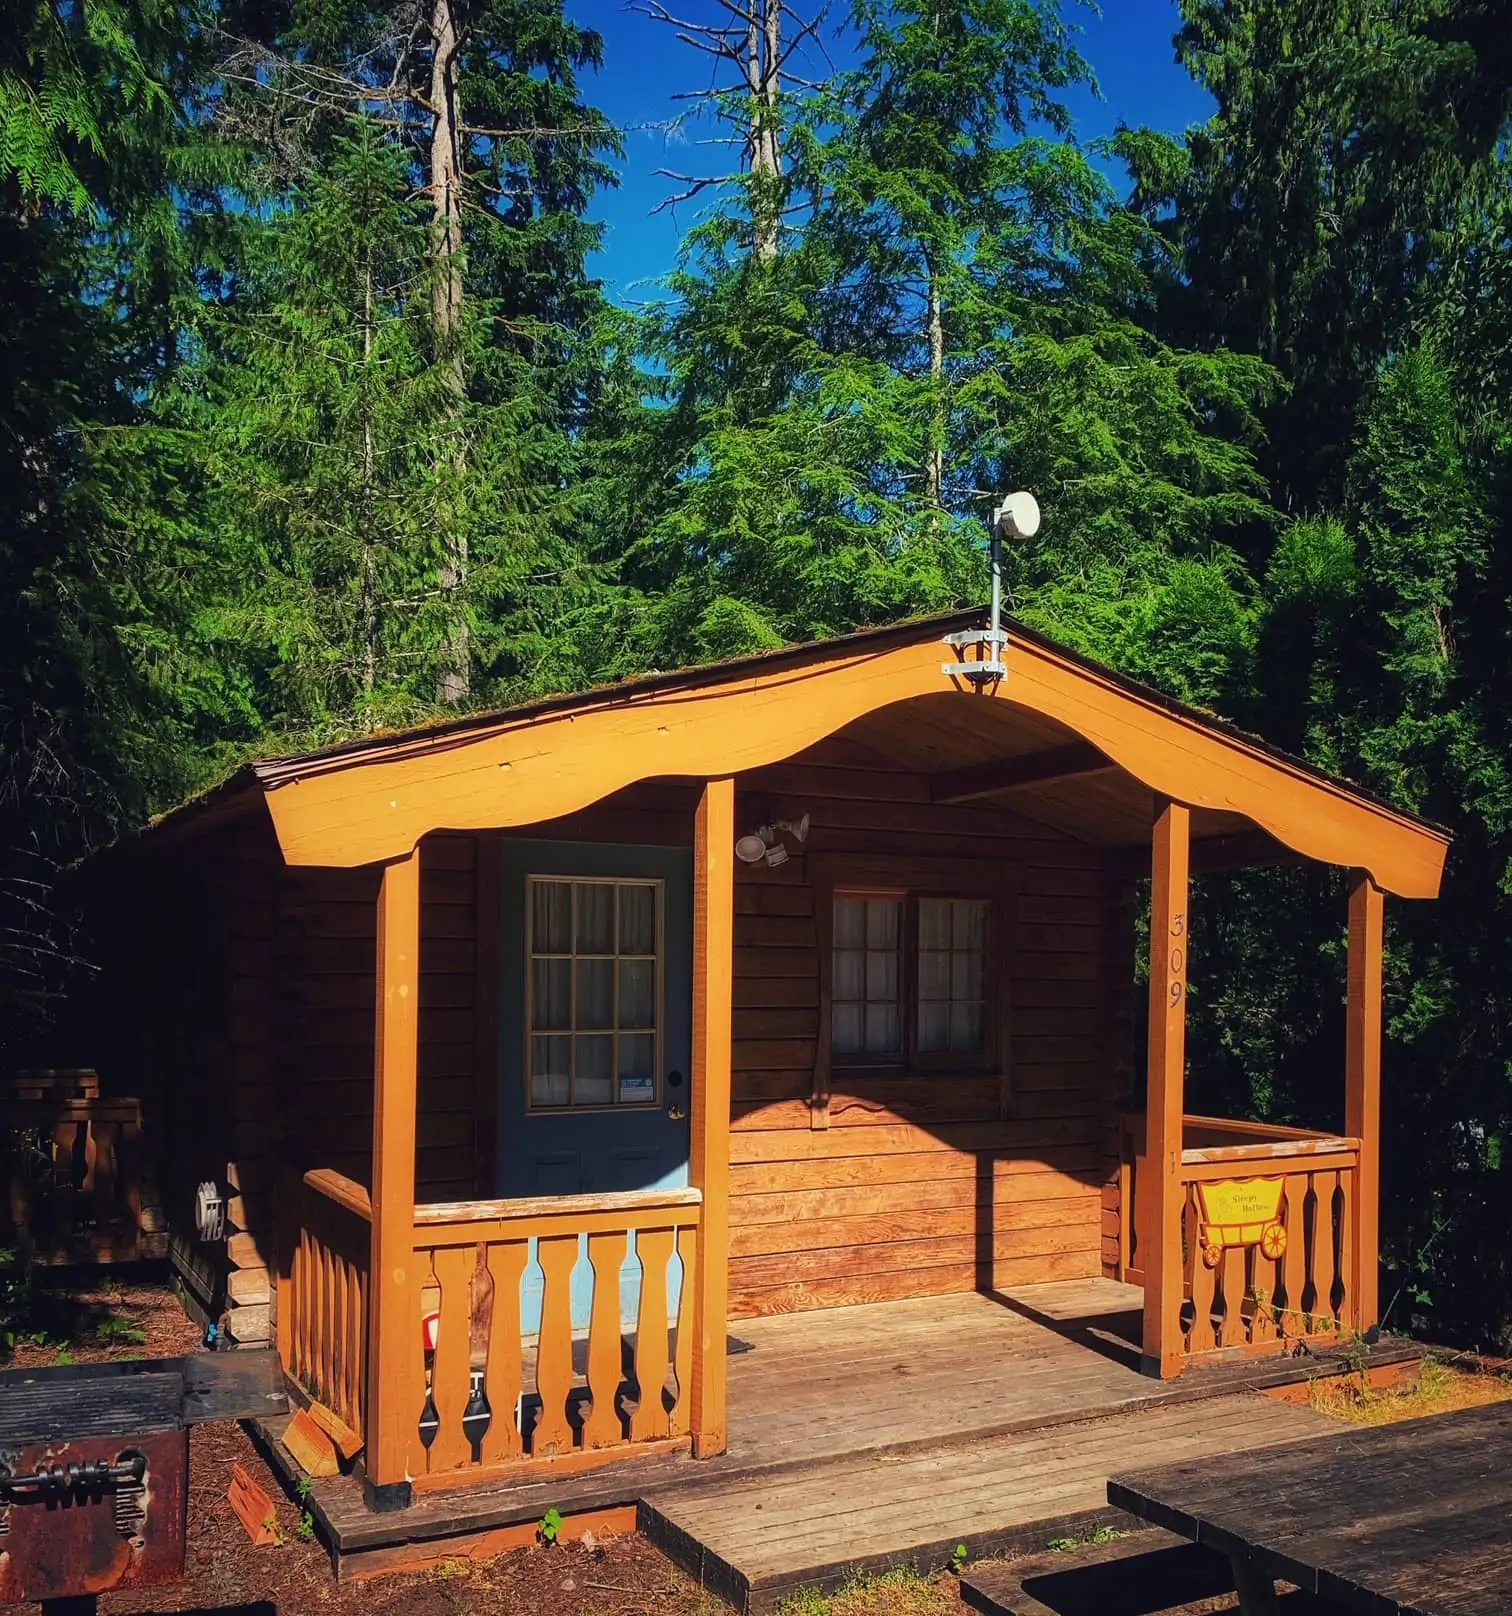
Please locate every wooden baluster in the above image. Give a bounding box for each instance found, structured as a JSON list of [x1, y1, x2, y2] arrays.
[[1299, 1175, 1321, 1328], [1249, 1244, 1277, 1346], [429, 1244, 475, 1471], [1219, 1243, 1247, 1348], [335, 1252, 351, 1429], [319, 1227, 335, 1408], [80, 1118, 98, 1226], [92, 1120, 117, 1231], [533, 1235, 579, 1457], [1314, 1171, 1341, 1337], [481, 1240, 528, 1464], [354, 1258, 369, 1437], [331, 1241, 347, 1411], [1336, 1167, 1355, 1330], [51, 1120, 77, 1241], [631, 1227, 675, 1441], [120, 1115, 143, 1254], [670, 1224, 698, 1438], [304, 1203, 320, 1399], [297, 1228, 313, 1386], [583, 1230, 629, 1449], [1280, 1175, 1308, 1345], [1188, 1188, 1219, 1356], [1179, 1185, 1198, 1353]]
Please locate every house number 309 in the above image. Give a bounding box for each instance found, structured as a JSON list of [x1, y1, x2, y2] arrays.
[[1169, 912, 1186, 1007]]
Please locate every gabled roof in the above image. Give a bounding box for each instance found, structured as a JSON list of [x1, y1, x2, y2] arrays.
[[127, 608, 1450, 898]]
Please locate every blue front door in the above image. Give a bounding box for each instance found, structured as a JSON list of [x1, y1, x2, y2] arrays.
[[495, 840, 693, 1327]]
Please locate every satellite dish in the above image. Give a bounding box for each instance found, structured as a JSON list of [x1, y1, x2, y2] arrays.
[[995, 490, 1041, 540]]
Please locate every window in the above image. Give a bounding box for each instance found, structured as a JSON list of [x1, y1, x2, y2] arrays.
[[832, 895, 902, 1055], [917, 898, 988, 1054], [830, 890, 992, 1066], [527, 877, 660, 1109]]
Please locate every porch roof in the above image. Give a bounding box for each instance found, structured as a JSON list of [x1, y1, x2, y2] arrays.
[[129, 608, 1450, 898]]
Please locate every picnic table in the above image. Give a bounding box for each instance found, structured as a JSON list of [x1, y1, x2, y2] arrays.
[[1107, 1400, 1512, 1615]]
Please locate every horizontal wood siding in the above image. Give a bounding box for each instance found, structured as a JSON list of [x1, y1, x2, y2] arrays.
[[274, 833, 486, 1202], [117, 759, 1118, 1327], [726, 741, 1113, 1317]]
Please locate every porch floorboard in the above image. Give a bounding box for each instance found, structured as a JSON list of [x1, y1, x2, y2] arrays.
[[278, 1279, 1419, 1593]]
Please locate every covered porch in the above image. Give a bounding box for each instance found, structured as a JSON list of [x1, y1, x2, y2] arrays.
[[113, 607, 1447, 1513]]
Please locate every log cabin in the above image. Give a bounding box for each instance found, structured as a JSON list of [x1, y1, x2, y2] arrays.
[[89, 607, 1448, 1518]]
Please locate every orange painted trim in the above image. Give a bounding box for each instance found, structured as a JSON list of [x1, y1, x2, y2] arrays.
[[365, 849, 421, 1489], [407, 1439, 688, 1496], [256, 630, 1447, 898], [1346, 871, 1385, 1330], [689, 779, 734, 1458], [1142, 801, 1189, 1380]]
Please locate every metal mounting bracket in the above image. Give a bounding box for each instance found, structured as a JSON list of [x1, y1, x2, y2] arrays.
[[941, 628, 1007, 682]]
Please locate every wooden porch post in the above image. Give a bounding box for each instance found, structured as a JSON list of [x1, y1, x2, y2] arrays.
[[689, 777, 734, 1458], [1142, 800, 1190, 1378], [365, 847, 421, 1501], [1346, 870, 1384, 1332]]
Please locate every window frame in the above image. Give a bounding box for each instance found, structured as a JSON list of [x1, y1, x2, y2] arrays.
[[813, 856, 1017, 1092], [522, 872, 665, 1115]]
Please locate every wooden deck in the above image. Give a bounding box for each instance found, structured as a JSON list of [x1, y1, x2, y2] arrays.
[[1110, 1401, 1512, 1614], [272, 1279, 1416, 1598]]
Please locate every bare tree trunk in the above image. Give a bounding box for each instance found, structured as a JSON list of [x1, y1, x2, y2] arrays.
[[745, 0, 781, 263], [429, 0, 469, 705], [924, 250, 944, 507], [361, 257, 378, 714]]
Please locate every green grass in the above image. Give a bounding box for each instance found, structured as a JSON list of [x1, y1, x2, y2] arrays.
[[772, 1564, 952, 1615]]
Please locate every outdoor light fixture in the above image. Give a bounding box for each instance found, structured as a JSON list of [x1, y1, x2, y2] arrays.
[[735, 813, 811, 868], [942, 490, 1041, 685]]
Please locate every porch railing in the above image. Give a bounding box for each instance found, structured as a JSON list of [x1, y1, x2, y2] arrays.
[[1122, 1114, 1362, 1361], [281, 1169, 371, 1447], [407, 1187, 701, 1486], [280, 1179, 702, 1485]]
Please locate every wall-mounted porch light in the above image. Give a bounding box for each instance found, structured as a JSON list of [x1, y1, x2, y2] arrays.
[[735, 813, 811, 869]]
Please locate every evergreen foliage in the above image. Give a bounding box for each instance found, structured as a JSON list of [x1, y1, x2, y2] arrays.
[[5, 0, 1512, 1348]]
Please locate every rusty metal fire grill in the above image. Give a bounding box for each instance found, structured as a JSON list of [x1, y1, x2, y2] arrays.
[[0, 1351, 285, 1612]]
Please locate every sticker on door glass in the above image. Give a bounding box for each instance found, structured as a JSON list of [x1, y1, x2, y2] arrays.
[[618, 1074, 654, 1101]]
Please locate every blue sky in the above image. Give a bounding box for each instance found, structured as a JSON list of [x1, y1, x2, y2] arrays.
[[568, 0, 1214, 304]]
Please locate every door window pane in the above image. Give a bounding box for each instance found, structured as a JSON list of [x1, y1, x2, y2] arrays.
[[918, 898, 989, 1054], [832, 894, 902, 1057], [527, 877, 662, 1108], [618, 958, 655, 1029]]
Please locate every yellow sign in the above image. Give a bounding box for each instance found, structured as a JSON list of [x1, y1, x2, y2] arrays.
[[1195, 1176, 1287, 1268]]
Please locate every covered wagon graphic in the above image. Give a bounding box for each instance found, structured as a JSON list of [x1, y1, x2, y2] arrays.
[[1195, 1176, 1287, 1268]]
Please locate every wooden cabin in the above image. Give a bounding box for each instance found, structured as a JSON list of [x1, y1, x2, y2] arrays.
[[92, 609, 1447, 1514]]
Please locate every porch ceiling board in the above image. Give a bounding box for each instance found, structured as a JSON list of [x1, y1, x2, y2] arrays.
[[153, 610, 1443, 897], [928, 742, 1119, 805]]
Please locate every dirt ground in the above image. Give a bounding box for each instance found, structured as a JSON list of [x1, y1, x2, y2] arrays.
[[2, 1270, 203, 1367]]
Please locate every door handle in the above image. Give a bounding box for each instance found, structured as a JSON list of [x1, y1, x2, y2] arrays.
[[666, 1069, 685, 1120]]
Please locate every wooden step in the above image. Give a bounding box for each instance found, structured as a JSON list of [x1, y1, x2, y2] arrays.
[[641, 1392, 1339, 1613]]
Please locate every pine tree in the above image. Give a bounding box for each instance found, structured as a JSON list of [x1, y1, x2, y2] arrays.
[[0, 0, 226, 1056], [218, 0, 620, 704], [185, 126, 482, 735]]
